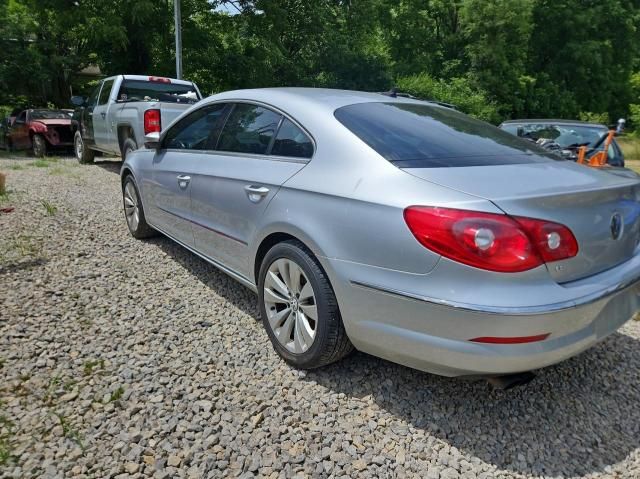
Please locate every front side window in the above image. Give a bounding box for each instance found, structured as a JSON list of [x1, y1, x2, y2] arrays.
[[86, 84, 101, 107], [335, 102, 560, 168], [15, 111, 26, 123], [217, 104, 282, 155], [98, 80, 114, 105], [163, 103, 228, 150], [271, 119, 313, 158]]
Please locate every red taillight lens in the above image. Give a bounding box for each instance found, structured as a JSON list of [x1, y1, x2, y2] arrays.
[[403, 206, 578, 273], [144, 109, 161, 134], [148, 76, 171, 83]]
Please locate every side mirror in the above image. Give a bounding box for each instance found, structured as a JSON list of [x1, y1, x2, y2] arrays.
[[144, 132, 160, 150], [70, 95, 86, 107]]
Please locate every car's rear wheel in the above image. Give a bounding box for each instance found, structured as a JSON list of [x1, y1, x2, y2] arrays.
[[121, 138, 137, 161], [122, 175, 156, 239], [32, 134, 46, 158], [258, 240, 353, 369], [74, 131, 95, 164]]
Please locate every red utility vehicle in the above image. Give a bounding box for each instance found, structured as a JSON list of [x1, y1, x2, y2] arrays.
[[7, 109, 73, 157]]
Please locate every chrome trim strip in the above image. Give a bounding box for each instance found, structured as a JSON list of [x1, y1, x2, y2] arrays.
[[350, 275, 640, 316], [148, 222, 257, 292], [161, 148, 309, 164]]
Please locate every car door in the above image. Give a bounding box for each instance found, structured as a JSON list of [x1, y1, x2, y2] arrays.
[[9, 111, 28, 149], [190, 102, 313, 279], [78, 83, 101, 146], [147, 103, 229, 248], [93, 78, 115, 152]]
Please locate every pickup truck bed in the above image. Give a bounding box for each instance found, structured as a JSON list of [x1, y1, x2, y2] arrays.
[[71, 74, 202, 163]]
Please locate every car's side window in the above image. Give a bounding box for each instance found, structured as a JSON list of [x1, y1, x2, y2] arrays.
[[217, 103, 282, 155], [86, 84, 101, 108], [98, 80, 114, 106], [163, 103, 228, 150], [15, 111, 26, 124], [271, 118, 313, 158]]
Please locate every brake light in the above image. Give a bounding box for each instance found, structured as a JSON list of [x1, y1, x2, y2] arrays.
[[149, 76, 171, 83], [403, 206, 578, 273], [144, 109, 161, 134]]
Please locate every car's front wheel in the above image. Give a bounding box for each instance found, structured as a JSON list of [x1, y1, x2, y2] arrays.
[[74, 131, 95, 164], [32, 134, 46, 158], [258, 240, 353, 369], [122, 175, 156, 239]]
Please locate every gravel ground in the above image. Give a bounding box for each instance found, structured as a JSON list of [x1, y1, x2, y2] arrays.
[[1, 155, 640, 479]]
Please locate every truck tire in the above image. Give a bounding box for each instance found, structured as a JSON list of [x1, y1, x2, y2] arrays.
[[74, 131, 95, 164], [121, 138, 138, 161]]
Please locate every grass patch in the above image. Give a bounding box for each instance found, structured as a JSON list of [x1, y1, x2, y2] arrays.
[[29, 159, 50, 168], [82, 359, 104, 376], [8, 164, 24, 170], [52, 412, 85, 452], [0, 234, 44, 264], [109, 386, 125, 403], [0, 414, 16, 467], [40, 199, 57, 216]]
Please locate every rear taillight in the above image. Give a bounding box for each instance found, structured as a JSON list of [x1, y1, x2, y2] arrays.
[[144, 109, 161, 134], [403, 206, 578, 273]]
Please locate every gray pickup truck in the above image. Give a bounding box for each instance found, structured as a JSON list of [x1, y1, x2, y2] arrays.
[[71, 75, 202, 163]]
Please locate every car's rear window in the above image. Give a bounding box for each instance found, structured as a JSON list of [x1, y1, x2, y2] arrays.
[[334, 102, 561, 168], [118, 80, 200, 104]]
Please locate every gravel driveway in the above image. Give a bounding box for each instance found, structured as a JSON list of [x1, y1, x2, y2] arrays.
[[1, 156, 640, 479]]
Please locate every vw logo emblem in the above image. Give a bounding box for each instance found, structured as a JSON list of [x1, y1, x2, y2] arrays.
[[610, 213, 624, 240]]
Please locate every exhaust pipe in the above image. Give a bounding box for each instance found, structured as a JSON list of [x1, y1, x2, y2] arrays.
[[487, 371, 536, 390]]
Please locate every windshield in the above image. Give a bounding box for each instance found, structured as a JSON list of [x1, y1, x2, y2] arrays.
[[334, 102, 561, 168], [31, 110, 69, 120], [503, 123, 607, 148], [117, 80, 200, 104]]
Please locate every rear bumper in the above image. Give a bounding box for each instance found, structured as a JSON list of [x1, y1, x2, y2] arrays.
[[325, 255, 640, 377]]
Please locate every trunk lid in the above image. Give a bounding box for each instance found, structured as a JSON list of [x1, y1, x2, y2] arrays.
[[404, 161, 640, 282]]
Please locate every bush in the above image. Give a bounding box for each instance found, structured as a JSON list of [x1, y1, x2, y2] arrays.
[[578, 111, 610, 125], [395, 73, 500, 123]]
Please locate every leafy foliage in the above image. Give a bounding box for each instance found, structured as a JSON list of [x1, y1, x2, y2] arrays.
[[1, 0, 640, 126], [396, 73, 499, 122]]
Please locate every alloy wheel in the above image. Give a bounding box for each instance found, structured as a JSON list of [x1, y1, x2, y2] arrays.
[[123, 181, 140, 232], [263, 258, 318, 354]]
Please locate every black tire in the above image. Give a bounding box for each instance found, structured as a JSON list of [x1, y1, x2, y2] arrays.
[[258, 240, 353, 369], [122, 175, 156, 239], [74, 131, 95, 164], [121, 138, 137, 161], [32, 134, 46, 157]]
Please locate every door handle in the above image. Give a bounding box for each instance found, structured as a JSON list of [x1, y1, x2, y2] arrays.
[[244, 185, 270, 203], [101, 112, 106, 119], [177, 174, 191, 189]]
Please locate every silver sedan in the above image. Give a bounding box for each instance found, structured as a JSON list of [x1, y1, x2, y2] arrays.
[[120, 88, 640, 381]]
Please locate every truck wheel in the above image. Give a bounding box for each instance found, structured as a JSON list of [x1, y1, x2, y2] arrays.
[[121, 138, 137, 161], [74, 131, 95, 164], [32, 134, 46, 158]]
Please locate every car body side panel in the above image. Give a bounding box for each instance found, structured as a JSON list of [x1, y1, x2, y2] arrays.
[[190, 153, 307, 278], [146, 150, 197, 247]]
